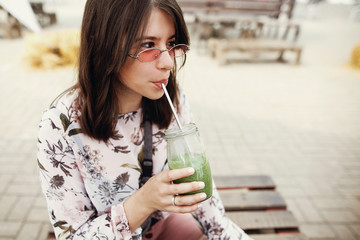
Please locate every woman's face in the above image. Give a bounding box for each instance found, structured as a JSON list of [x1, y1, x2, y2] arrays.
[[119, 8, 176, 111]]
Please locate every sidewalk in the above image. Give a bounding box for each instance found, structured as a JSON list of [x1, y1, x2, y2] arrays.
[[0, 1, 359, 240]]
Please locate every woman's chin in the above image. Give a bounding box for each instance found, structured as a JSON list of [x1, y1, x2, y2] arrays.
[[146, 92, 165, 100]]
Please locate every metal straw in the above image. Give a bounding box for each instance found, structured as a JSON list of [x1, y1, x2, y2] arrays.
[[161, 83, 183, 130]]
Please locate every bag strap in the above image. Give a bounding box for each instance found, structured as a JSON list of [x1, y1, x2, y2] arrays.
[[139, 120, 155, 233], [139, 120, 153, 187]]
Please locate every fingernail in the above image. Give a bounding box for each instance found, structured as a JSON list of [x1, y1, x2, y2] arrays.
[[200, 193, 206, 199], [188, 168, 194, 174], [198, 182, 205, 189], [197, 203, 202, 209]]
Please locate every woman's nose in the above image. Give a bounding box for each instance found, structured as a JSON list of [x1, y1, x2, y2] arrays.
[[156, 49, 174, 70]]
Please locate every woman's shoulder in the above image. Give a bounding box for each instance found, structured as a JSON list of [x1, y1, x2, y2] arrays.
[[51, 88, 79, 110], [41, 88, 81, 124]]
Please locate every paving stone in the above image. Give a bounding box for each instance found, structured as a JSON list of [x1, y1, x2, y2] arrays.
[[19, 166, 38, 175], [312, 197, 349, 209], [284, 199, 306, 223], [300, 223, 337, 239], [0, 176, 12, 194], [277, 186, 306, 198], [270, 176, 298, 187], [0, 165, 21, 174], [341, 160, 360, 168], [314, 181, 341, 198], [0, 196, 18, 221], [298, 181, 323, 197], [295, 198, 324, 223], [347, 198, 360, 217], [331, 224, 358, 240], [0, 156, 24, 164], [336, 187, 360, 197], [37, 223, 53, 240], [321, 210, 359, 223], [334, 176, 360, 187], [12, 174, 40, 185], [0, 221, 22, 237], [7, 196, 35, 221], [19, 161, 38, 174], [26, 208, 50, 222], [6, 183, 40, 196], [16, 222, 42, 240], [229, 160, 261, 174], [349, 224, 360, 238], [33, 196, 47, 208]]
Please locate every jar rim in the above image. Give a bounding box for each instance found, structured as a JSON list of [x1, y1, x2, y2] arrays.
[[164, 123, 197, 139]]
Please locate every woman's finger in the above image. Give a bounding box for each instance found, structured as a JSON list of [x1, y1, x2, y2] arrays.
[[170, 181, 205, 195], [174, 193, 207, 206], [171, 201, 202, 214], [163, 168, 194, 182]]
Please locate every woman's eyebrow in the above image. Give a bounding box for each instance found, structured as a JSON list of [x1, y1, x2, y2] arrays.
[[136, 34, 176, 42], [168, 34, 176, 40]]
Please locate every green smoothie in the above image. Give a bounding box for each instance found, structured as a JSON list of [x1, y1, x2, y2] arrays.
[[168, 153, 212, 201]]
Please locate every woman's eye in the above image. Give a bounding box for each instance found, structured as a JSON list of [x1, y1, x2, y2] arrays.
[[141, 42, 154, 48], [167, 41, 176, 48]]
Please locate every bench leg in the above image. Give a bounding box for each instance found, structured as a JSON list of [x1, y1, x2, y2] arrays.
[[208, 39, 217, 58], [295, 48, 302, 65], [217, 48, 227, 65], [278, 49, 302, 65], [5, 23, 22, 38], [277, 50, 285, 62], [49, 13, 57, 24]]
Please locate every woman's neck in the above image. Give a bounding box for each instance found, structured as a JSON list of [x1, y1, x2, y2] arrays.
[[118, 101, 141, 114], [117, 91, 142, 114]]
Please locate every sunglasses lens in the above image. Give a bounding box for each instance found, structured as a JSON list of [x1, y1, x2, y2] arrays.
[[138, 49, 161, 62], [136, 45, 189, 62], [171, 45, 188, 57]]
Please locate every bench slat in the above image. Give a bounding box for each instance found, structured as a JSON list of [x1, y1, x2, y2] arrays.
[[208, 38, 302, 65], [214, 175, 276, 190], [249, 233, 308, 240], [219, 190, 287, 211], [220, 39, 300, 50], [177, 0, 293, 18], [226, 211, 299, 230]]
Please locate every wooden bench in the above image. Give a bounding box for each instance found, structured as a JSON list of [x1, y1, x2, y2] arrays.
[[178, 0, 302, 65], [47, 175, 306, 239], [207, 19, 302, 65], [30, 2, 57, 27], [214, 175, 308, 239], [0, 6, 22, 38], [178, 0, 295, 19]]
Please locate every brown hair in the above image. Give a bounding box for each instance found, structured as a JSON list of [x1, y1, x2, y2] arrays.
[[75, 0, 190, 142]]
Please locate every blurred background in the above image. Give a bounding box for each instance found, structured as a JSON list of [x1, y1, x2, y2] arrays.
[[0, 0, 359, 239]]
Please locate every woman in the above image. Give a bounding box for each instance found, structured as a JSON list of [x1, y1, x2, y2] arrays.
[[37, 0, 253, 239]]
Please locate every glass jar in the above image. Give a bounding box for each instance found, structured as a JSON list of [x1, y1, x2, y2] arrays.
[[164, 123, 212, 200]]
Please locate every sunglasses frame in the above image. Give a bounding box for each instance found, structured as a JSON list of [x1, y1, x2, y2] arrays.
[[128, 44, 190, 63]]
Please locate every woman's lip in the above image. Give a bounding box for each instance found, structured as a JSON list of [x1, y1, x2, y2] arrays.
[[153, 79, 168, 89]]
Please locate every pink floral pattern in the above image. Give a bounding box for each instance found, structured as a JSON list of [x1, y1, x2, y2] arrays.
[[37, 89, 253, 240]]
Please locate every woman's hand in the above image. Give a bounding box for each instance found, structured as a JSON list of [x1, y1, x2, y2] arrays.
[[140, 167, 206, 213], [123, 168, 206, 232]]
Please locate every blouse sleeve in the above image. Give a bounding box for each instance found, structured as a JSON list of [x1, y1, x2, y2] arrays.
[[37, 108, 140, 240]]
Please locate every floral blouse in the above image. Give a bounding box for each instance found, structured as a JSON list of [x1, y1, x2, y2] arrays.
[[37, 89, 253, 240]]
